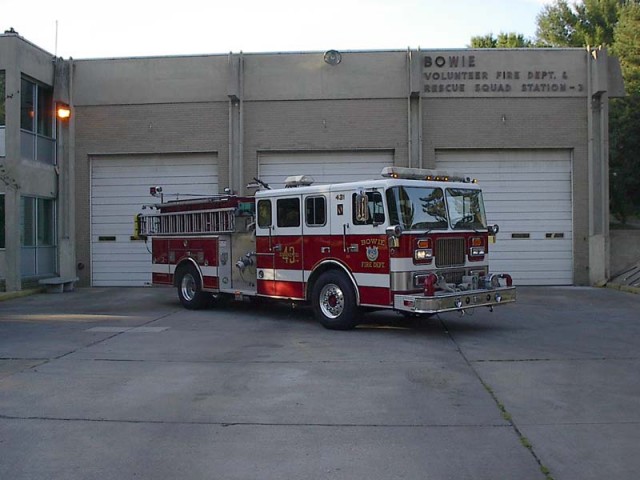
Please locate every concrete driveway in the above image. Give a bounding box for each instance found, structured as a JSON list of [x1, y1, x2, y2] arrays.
[[1, 286, 639, 480]]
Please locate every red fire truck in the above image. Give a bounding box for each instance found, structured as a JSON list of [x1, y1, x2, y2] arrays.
[[136, 167, 515, 329]]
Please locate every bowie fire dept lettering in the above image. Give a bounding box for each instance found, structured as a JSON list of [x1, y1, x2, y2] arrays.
[[136, 167, 516, 330]]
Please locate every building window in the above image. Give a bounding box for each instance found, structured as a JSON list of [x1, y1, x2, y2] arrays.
[[20, 78, 34, 131], [0, 194, 5, 248], [20, 196, 56, 277], [20, 77, 55, 164], [0, 71, 5, 157]]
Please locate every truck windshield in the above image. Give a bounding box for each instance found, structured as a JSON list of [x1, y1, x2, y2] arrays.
[[386, 186, 448, 231], [445, 188, 487, 230], [386, 185, 488, 231]]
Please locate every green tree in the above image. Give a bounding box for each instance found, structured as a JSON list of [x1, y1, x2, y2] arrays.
[[609, 97, 640, 222], [536, 0, 626, 47], [536, 0, 583, 46], [470, 34, 498, 48], [609, 3, 640, 221], [612, 2, 640, 96], [469, 32, 534, 48]]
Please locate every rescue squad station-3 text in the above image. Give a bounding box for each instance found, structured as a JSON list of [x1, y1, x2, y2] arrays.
[[423, 54, 585, 94]]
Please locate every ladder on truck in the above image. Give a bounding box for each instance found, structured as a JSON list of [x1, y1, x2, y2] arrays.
[[138, 207, 236, 236]]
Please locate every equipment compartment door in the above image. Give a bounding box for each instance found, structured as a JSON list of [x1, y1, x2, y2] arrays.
[[255, 198, 276, 296], [302, 193, 331, 274], [217, 235, 232, 292], [272, 195, 304, 299]]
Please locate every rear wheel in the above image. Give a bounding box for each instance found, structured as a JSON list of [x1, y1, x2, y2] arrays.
[[177, 264, 210, 310], [311, 271, 359, 330]]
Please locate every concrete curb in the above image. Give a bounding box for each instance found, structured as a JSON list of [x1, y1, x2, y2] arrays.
[[606, 283, 640, 295], [0, 288, 45, 302]]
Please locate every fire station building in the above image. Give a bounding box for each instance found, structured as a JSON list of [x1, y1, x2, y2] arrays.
[[0, 31, 625, 291]]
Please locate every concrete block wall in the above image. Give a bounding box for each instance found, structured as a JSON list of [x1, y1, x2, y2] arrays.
[[422, 98, 587, 153], [243, 98, 409, 180]]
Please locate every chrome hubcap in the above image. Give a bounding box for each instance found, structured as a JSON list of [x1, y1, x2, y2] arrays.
[[181, 273, 197, 301], [319, 283, 344, 319]]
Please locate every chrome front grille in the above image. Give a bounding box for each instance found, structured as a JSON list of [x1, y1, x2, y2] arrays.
[[435, 238, 465, 267]]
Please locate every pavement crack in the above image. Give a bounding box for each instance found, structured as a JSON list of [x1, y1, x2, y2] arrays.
[[439, 317, 556, 480], [472, 356, 639, 363], [52, 311, 178, 362], [0, 414, 511, 429], [0, 312, 181, 376], [519, 420, 640, 426], [0, 357, 49, 361]]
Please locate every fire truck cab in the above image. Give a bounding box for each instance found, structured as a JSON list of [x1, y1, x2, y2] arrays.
[[137, 167, 515, 329]]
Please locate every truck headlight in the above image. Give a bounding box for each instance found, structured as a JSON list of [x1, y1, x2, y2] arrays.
[[414, 249, 433, 261], [469, 236, 486, 258]]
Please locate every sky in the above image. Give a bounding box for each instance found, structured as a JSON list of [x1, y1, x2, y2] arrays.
[[2, 0, 553, 59]]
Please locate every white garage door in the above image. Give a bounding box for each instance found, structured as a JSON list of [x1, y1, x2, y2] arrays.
[[258, 151, 393, 189], [91, 154, 218, 286], [437, 150, 573, 286]]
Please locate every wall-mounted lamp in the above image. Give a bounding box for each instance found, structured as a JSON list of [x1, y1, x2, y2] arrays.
[[57, 103, 71, 120], [324, 50, 342, 65]]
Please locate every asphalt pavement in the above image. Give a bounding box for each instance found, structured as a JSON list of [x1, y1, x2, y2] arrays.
[[1, 286, 639, 480]]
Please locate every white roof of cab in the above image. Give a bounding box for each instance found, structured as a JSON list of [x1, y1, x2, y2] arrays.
[[254, 177, 481, 198]]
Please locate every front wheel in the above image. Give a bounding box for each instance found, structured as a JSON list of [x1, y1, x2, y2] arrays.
[[311, 271, 359, 330], [177, 264, 210, 310]]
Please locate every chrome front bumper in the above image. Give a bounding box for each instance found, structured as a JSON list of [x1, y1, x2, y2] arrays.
[[393, 286, 516, 314]]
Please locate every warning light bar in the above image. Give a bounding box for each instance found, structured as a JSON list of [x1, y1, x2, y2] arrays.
[[380, 166, 476, 184], [284, 175, 315, 188]]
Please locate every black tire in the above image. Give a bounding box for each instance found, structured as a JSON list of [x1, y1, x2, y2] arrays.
[[177, 264, 210, 310], [311, 271, 359, 330]]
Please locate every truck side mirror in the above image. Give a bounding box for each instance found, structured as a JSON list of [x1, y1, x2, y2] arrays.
[[386, 225, 403, 237], [488, 224, 499, 235], [386, 225, 403, 248], [355, 192, 369, 222]]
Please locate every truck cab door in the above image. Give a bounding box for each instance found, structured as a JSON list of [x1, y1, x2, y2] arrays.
[[330, 187, 390, 306], [329, 189, 355, 258]]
